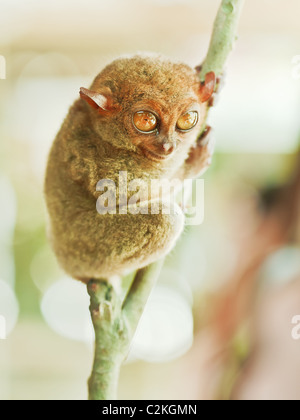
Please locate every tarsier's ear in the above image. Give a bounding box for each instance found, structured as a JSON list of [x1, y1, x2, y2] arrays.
[[79, 87, 114, 112], [198, 71, 216, 103]]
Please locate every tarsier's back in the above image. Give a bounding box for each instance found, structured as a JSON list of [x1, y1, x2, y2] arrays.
[[44, 54, 215, 282]]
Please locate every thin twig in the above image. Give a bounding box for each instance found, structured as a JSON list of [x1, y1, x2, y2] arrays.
[[122, 258, 165, 336]]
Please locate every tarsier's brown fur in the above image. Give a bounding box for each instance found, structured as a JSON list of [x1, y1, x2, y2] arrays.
[[44, 54, 215, 282]]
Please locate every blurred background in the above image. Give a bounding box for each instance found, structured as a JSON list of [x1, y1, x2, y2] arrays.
[[0, 0, 300, 400]]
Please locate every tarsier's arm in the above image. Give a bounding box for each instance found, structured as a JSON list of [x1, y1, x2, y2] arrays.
[[174, 126, 214, 181], [175, 72, 223, 181]]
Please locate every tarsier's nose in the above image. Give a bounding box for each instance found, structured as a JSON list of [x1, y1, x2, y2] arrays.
[[161, 142, 174, 155], [141, 139, 177, 162], [157, 138, 177, 156]]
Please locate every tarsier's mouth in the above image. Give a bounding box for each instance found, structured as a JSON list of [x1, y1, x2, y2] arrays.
[[139, 146, 173, 162]]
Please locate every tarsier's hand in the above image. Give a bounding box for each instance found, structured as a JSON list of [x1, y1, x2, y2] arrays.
[[184, 126, 215, 179]]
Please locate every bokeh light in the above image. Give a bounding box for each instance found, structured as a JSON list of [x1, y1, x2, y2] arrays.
[[131, 284, 194, 362], [40, 277, 93, 343], [0, 280, 19, 337], [0, 176, 17, 287]]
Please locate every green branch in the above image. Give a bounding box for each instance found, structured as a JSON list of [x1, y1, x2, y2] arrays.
[[87, 280, 127, 400], [87, 0, 244, 401], [197, 0, 244, 138], [199, 0, 244, 81], [87, 259, 164, 400]]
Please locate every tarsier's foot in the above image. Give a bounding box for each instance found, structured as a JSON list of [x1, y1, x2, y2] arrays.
[[57, 201, 185, 282], [87, 279, 115, 322]]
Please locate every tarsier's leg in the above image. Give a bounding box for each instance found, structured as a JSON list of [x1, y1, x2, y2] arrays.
[[53, 201, 184, 282]]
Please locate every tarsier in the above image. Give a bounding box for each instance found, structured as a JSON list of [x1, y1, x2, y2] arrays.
[[44, 54, 216, 282]]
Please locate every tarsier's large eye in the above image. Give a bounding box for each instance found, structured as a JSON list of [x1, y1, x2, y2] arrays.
[[133, 111, 158, 133], [176, 111, 198, 131]]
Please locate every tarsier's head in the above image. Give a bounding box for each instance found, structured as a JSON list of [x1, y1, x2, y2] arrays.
[[80, 54, 215, 163]]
